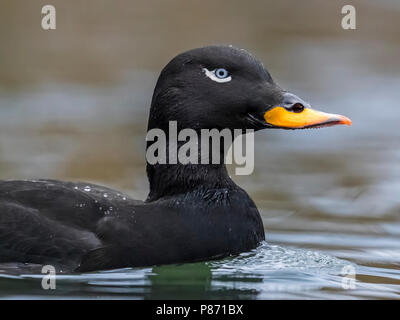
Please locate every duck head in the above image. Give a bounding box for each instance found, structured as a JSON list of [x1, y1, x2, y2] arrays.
[[148, 45, 351, 132]]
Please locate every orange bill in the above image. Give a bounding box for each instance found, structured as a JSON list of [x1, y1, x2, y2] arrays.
[[264, 107, 352, 129]]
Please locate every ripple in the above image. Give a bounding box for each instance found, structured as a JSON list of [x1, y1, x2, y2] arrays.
[[211, 242, 349, 275]]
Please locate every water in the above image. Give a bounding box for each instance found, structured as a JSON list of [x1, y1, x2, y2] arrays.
[[0, 0, 399, 299], [0, 243, 353, 299]]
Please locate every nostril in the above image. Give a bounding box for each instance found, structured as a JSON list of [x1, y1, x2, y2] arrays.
[[291, 103, 305, 113]]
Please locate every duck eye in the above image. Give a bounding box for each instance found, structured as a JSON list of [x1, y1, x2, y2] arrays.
[[215, 68, 229, 79], [202, 68, 232, 83]]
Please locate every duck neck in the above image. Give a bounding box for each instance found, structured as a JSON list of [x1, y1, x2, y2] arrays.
[[145, 126, 236, 202], [146, 161, 234, 202], [145, 94, 237, 201]]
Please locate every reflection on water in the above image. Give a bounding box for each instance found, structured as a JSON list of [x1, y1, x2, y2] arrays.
[[1, 0, 400, 299]]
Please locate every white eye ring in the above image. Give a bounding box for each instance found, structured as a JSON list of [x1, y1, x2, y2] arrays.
[[202, 68, 232, 83]]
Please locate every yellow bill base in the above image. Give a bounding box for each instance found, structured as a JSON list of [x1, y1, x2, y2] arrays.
[[264, 107, 352, 129]]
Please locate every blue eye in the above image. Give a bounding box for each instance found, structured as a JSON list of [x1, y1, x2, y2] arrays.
[[214, 68, 229, 79]]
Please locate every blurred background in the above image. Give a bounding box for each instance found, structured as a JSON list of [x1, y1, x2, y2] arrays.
[[0, 0, 399, 299]]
